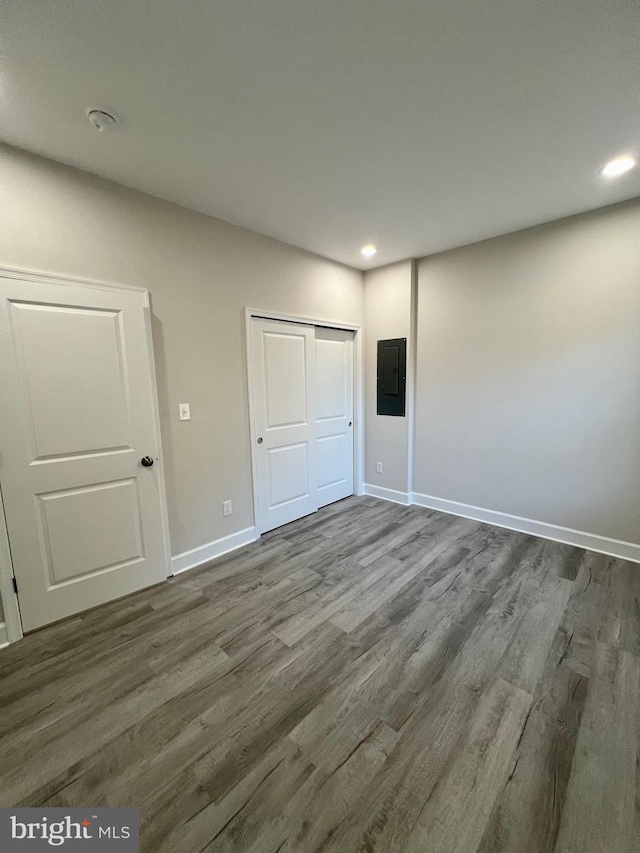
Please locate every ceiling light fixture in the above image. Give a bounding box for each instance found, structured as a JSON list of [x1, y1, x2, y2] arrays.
[[361, 244, 377, 258], [601, 155, 636, 178]]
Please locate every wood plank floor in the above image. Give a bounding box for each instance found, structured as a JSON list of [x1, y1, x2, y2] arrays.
[[1, 496, 639, 852]]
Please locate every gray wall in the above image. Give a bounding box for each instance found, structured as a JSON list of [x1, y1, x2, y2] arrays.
[[414, 199, 640, 544], [363, 261, 414, 495], [1, 143, 639, 637], [0, 144, 363, 560]]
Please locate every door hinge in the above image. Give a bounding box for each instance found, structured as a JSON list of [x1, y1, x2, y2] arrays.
[[12, 576, 18, 595]]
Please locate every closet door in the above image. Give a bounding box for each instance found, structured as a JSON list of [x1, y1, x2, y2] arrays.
[[251, 318, 318, 533], [315, 327, 354, 507]]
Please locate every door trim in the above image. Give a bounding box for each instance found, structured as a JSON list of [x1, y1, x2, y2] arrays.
[[0, 483, 22, 645], [244, 307, 363, 537], [0, 266, 172, 644], [0, 265, 149, 294]]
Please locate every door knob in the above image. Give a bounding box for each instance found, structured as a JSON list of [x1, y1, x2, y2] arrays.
[[141, 456, 154, 467], [348, 421, 352, 427], [257, 437, 263, 444]]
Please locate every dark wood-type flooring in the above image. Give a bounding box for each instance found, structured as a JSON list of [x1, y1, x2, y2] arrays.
[[1, 496, 639, 851]]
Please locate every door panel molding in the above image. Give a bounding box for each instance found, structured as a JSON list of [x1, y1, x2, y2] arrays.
[[9, 300, 131, 461], [35, 477, 144, 586]]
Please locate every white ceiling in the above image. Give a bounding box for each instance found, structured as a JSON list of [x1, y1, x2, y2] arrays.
[[2, 0, 639, 269]]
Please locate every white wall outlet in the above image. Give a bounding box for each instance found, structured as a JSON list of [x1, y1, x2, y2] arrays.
[[223, 500, 233, 517], [376, 462, 383, 474], [179, 403, 191, 421]]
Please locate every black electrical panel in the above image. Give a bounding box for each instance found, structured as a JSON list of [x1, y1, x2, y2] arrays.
[[377, 338, 406, 416]]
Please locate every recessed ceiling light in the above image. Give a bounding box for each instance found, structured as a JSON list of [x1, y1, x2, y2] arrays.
[[601, 155, 636, 178], [361, 244, 377, 257]]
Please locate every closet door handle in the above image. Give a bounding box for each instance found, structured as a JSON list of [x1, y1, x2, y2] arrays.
[[257, 437, 263, 444]]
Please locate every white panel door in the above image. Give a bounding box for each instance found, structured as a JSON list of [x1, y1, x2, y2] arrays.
[[315, 327, 354, 507], [251, 319, 318, 533], [0, 275, 169, 631]]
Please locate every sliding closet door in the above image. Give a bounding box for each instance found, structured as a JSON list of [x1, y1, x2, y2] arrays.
[[251, 318, 318, 533], [315, 327, 354, 507]]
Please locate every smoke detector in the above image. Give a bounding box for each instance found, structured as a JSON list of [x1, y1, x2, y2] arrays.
[[86, 108, 119, 132]]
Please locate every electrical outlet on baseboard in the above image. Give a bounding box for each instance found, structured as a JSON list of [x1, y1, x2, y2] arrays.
[[376, 462, 383, 474], [223, 500, 233, 517]]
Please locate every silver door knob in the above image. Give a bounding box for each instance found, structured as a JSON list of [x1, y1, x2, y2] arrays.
[[257, 437, 263, 444]]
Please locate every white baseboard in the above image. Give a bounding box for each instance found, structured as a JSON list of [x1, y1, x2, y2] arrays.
[[363, 483, 412, 506], [411, 492, 640, 564], [0, 623, 8, 650], [173, 493, 640, 574], [171, 526, 258, 575]]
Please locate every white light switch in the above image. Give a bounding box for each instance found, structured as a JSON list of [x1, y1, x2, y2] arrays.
[[179, 403, 191, 421]]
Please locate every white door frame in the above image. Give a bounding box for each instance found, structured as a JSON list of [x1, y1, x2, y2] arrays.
[[244, 307, 363, 537], [0, 483, 22, 646], [0, 266, 172, 645]]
